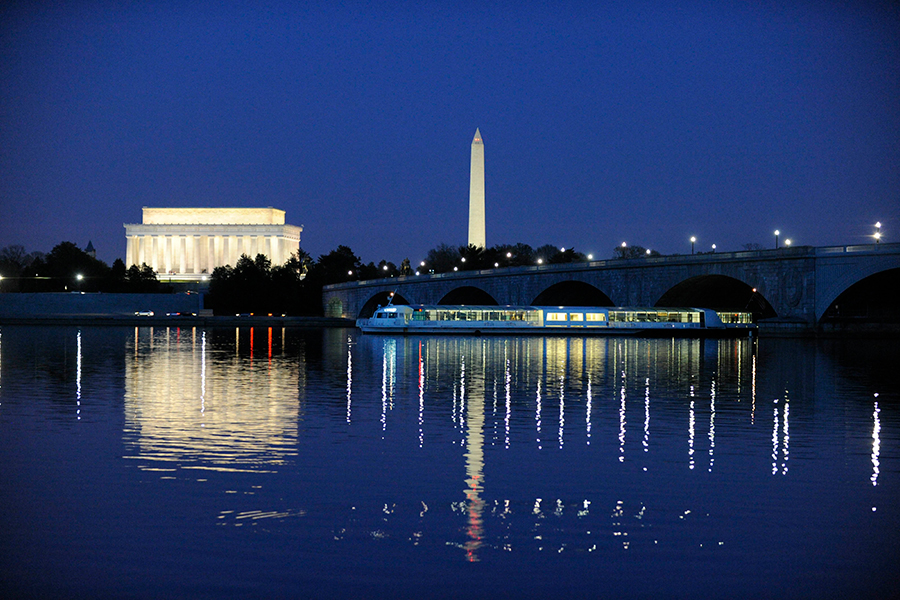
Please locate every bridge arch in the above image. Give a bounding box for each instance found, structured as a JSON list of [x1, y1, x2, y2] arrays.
[[532, 280, 614, 306], [819, 267, 900, 324], [358, 291, 411, 318], [817, 259, 900, 323], [656, 275, 777, 319], [438, 286, 499, 305]]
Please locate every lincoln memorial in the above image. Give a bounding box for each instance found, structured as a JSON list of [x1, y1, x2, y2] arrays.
[[124, 207, 302, 278]]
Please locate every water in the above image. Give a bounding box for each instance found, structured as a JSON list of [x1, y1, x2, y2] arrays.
[[1, 326, 897, 599]]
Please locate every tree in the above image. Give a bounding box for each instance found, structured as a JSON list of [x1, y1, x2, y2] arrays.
[[613, 244, 660, 259], [376, 260, 399, 278], [125, 263, 162, 292], [534, 244, 560, 264], [459, 244, 486, 270], [503, 243, 535, 267], [424, 243, 462, 273], [38, 241, 111, 292], [549, 247, 586, 264], [310, 246, 363, 284]]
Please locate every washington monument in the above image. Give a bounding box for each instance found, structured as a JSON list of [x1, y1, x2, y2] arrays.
[[468, 128, 485, 248]]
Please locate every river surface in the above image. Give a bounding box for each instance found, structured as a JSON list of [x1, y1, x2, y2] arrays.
[[0, 326, 897, 599]]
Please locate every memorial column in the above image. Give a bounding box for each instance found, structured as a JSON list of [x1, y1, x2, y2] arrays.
[[178, 235, 187, 273]]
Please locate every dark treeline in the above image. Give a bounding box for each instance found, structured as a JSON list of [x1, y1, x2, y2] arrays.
[[2, 240, 672, 315], [0, 242, 165, 293]]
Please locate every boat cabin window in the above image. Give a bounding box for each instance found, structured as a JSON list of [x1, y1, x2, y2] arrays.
[[586, 313, 606, 322], [546, 313, 567, 322], [569, 313, 584, 321]]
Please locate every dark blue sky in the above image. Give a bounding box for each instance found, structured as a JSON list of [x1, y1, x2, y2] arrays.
[[2, 0, 898, 266]]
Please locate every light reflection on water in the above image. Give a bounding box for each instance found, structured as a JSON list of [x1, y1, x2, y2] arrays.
[[0, 326, 898, 597], [123, 326, 301, 472]]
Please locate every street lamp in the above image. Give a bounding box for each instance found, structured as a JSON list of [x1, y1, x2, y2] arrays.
[[537, 258, 543, 265], [646, 248, 651, 255], [774, 230, 780, 249], [587, 254, 593, 260], [784, 239, 792, 247], [875, 222, 882, 244], [711, 244, 716, 253], [690, 236, 696, 254]]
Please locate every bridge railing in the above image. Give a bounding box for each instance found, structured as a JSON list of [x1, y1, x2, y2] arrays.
[[323, 243, 895, 291], [816, 243, 897, 255]]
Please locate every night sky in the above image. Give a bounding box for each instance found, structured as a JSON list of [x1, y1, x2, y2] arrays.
[[2, 1, 898, 266]]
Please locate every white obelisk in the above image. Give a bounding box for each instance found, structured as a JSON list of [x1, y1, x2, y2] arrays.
[[468, 128, 485, 248]]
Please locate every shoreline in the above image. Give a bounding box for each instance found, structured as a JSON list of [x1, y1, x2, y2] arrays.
[[0, 315, 356, 327], [1, 315, 897, 338]]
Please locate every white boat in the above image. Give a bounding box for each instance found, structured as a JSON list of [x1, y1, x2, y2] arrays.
[[356, 304, 756, 336]]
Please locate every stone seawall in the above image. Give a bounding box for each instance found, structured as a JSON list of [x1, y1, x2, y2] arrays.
[[0, 292, 202, 318]]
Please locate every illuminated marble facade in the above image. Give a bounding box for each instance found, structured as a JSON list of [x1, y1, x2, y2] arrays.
[[124, 207, 302, 276]]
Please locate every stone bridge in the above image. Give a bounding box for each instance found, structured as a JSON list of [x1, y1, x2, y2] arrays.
[[323, 243, 900, 331]]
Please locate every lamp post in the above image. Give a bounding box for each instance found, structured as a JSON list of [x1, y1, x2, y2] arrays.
[[711, 244, 716, 253], [690, 236, 696, 255], [784, 239, 792, 247], [875, 222, 882, 244], [774, 230, 780, 249]]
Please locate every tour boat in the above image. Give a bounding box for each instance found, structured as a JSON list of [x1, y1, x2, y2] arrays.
[[356, 304, 756, 336]]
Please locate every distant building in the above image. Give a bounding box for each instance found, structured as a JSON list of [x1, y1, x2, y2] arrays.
[[85, 240, 96, 258], [124, 207, 302, 279]]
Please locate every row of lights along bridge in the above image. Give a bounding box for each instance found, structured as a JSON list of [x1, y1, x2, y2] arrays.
[[0, 224, 886, 285], [348, 223, 885, 277]]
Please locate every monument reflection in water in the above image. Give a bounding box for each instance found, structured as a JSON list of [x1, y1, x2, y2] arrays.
[[0, 325, 895, 598], [123, 327, 302, 474]]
